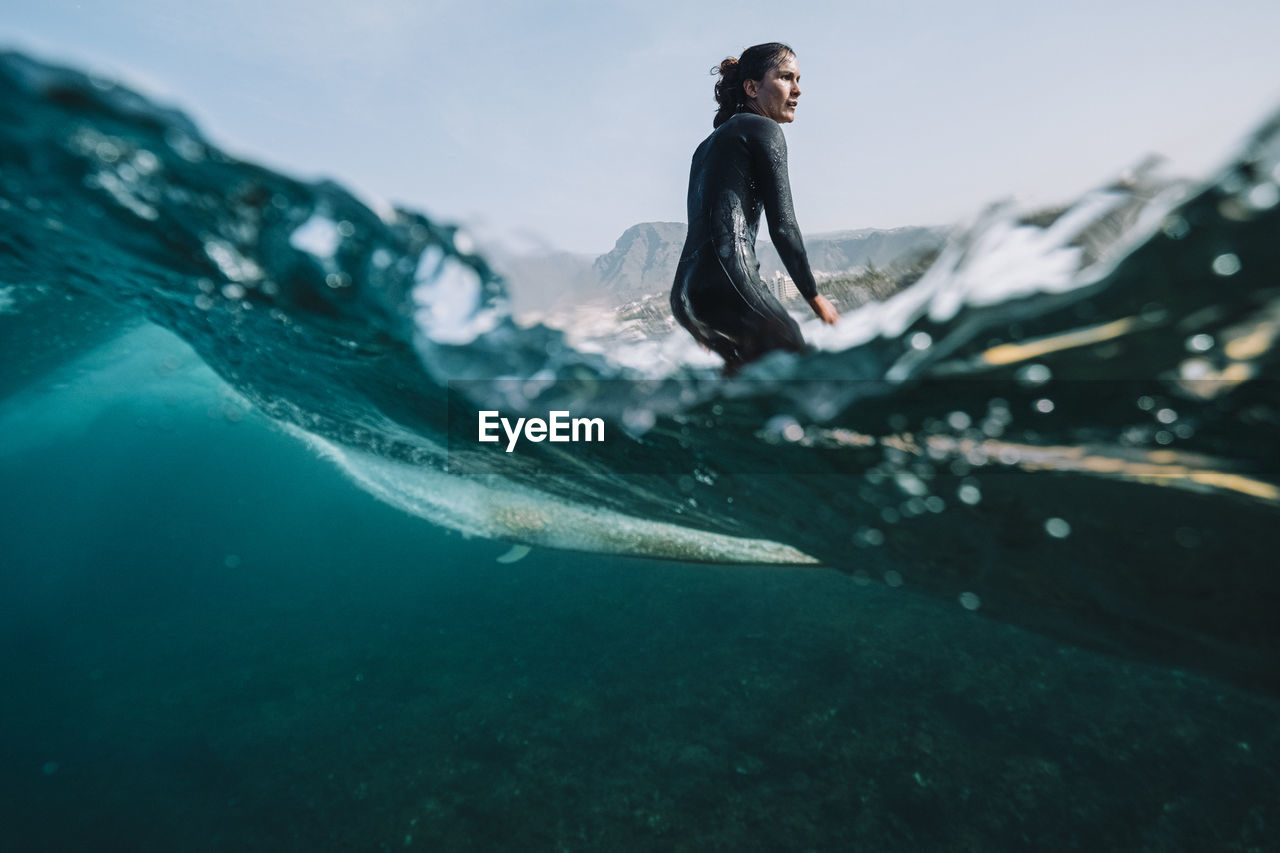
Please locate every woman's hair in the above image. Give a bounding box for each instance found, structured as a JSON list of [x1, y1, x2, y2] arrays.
[[712, 42, 795, 128]]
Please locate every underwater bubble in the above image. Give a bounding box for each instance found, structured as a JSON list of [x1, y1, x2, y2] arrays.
[[337, 220, 356, 237], [1033, 398, 1055, 414], [221, 283, 246, 300], [1155, 430, 1174, 445], [764, 414, 804, 442], [909, 331, 932, 350], [852, 569, 872, 586], [1186, 334, 1214, 353], [1044, 518, 1071, 538], [958, 484, 982, 505], [1248, 182, 1279, 210], [1162, 215, 1190, 239], [1179, 359, 1211, 380], [925, 496, 945, 513], [958, 592, 981, 611], [883, 570, 904, 588], [94, 141, 120, 163], [1137, 395, 1155, 411], [1174, 423, 1194, 439], [621, 407, 656, 436], [894, 471, 928, 497], [1015, 364, 1052, 387], [1211, 253, 1241, 276], [949, 459, 971, 477], [451, 230, 474, 254], [1155, 408, 1178, 424], [880, 507, 901, 524], [194, 294, 214, 311], [862, 528, 885, 546], [946, 411, 972, 431], [134, 149, 159, 173]]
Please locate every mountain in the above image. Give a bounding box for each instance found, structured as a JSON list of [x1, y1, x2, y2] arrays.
[[499, 222, 946, 310], [593, 223, 944, 303], [591, 222, 689, 302], [757, 227, 945, 281]]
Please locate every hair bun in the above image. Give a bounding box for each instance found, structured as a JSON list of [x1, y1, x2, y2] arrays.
[[710, 43, 792, 128]]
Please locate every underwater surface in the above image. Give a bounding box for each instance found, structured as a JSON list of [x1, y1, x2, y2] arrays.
[[2, 51, 1279, 850]]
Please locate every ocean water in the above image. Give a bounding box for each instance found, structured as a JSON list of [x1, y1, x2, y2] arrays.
[[2, 51, 1279, 851]]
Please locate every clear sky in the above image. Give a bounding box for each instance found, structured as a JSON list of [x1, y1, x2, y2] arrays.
[[4, 1, 1279, 254]]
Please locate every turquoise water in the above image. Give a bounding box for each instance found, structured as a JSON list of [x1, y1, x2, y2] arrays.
[[2, 50, 1279, 850], [1, 335, 1276, 850]]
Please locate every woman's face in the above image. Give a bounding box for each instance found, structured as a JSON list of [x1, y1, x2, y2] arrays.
[[745, 54, 801, 124]]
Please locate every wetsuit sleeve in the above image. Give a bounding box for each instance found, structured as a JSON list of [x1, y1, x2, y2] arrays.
[[750, 120, 819, 301]]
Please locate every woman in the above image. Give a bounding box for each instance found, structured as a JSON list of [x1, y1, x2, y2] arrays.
[[670, 43, 839, 374]]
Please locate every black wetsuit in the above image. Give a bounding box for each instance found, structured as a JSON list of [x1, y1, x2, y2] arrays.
[[670, 111, 818, 371]]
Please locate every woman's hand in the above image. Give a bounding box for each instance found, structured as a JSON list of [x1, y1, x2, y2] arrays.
[[808, 293, 839, 325]]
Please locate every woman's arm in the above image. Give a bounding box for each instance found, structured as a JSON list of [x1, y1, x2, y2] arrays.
[[748, 118, 838, 324]]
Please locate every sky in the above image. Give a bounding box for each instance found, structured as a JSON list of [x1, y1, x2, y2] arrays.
[[4, 0, 1279, 255]]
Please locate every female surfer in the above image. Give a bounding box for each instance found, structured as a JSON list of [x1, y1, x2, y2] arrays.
[[670, 42, 839, 374]]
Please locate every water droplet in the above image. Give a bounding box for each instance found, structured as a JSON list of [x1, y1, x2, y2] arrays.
[[1211, 253, 1241, 277], [1162, 215, 1189, 239], [764, 415, 803, 442], [1045, 517, 1071, 538], [946, 411, 972, 431], [1247, 182, 1279, 211], [957, 484, 982, 505], [883, 570, 904, 588], [1033, 398, 1055, 414], [1015, 364, 1052, 387], [958, 592, 981, 611], [622, 408, 656, 436], [1185, 334, 1214, 353], [1155, 408, 1177, 424], [909, 331, 932, 351]]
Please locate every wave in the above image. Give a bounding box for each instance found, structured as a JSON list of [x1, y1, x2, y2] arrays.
[[3, 50, 1279, 695]]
